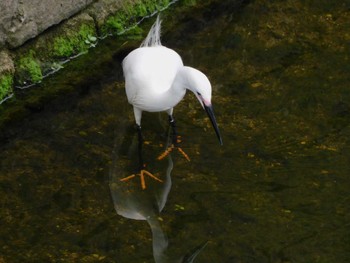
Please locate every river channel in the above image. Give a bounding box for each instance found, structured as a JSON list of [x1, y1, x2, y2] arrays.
[[0, 0, 349, 262]]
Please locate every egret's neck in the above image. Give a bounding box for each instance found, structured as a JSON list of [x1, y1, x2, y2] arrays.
[[170, 66, 197, 95], [157, 68, 189, 109], [162, 66, 204, 110], [172, 67, 190, 92], [173, 66, 210, 94]]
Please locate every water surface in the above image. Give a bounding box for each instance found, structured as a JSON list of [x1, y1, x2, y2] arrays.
[[1, 0, 350, 262]]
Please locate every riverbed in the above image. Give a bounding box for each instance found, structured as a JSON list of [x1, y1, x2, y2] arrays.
[[1, 0, 349, 262]]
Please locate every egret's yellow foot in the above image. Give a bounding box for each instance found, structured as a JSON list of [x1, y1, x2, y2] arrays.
[[120, 170, 163, 190], [157, 144, 190, 162]]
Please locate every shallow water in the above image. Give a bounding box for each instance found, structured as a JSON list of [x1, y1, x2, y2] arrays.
[[1, 0, 350, 262]]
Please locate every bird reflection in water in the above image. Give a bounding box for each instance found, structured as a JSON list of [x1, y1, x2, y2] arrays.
[[109, 128, 207, 262]]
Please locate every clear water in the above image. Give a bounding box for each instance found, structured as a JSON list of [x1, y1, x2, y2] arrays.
[[1, 0, 350, 262]]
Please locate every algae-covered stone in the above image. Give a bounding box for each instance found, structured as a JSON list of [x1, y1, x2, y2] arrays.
[[86, 0, 124, 31], [16, 51, 43, 86], [0, 51, 15, 101], [100, 0, 172, 35], [0, 74, 14, 102], [12, 13, 97, 86], [51, 13, 97, 59], [4, 0, 175, 89]]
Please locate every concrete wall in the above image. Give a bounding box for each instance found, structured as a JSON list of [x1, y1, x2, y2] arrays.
[[0, 0, 96, 49]]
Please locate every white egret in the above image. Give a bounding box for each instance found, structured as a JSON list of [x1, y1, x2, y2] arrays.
[[121, 15, 222, 189]]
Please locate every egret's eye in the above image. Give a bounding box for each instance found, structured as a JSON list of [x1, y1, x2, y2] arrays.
[[197, 92, 202, 96]]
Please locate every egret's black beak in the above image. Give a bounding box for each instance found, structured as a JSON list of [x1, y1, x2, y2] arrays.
[[204, 104, 223, 145]]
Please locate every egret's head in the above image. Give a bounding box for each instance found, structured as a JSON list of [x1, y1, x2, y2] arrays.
[[183, 66, 212, 108], [183, 66, 223, 145]]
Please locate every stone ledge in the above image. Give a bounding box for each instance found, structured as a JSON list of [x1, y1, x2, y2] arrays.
[[0, 0, 96, 49], [0, 0, 175, 102]]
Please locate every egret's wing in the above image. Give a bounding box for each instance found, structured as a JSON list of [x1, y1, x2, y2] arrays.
[[122, 46, 183, 109]]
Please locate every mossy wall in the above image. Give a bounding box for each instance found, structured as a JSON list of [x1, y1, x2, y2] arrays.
[[102, 0, 172, 35], [0, 74, 13, 102], [0, 0, 177, 102], [0, 51, 15, 102]]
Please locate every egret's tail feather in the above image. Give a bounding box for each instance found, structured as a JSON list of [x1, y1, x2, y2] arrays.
[[141, 15, 162, 47]]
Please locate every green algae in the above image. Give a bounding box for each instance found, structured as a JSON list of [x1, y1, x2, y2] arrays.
[[52, 24, 97, 58], [103, 0, 171, 35], [0, 74, 13, 101], [17, 52, 43, 85], [53, 37, 75, 58]]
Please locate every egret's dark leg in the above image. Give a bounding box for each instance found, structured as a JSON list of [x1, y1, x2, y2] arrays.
[[169, 115, 178, 146], [157, 115, 190, 161], [120, 124, 163, 189], [136, 124, 144, 170]]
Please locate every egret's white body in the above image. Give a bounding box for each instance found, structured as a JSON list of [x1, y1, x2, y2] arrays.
[[122, 16, 216, 132], [123, 46, 185, 114]]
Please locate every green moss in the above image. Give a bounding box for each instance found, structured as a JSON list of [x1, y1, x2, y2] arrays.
[[53, 24, 96, 58], [105, 13, 127, 33], [77, 24, 96, 51], [182, 0, 197, 6], [0, 74, 14, 101], [53, 37, 75, 58], [125, 25, 144, 39], [102, 0, 171, 35], [18, 52, 43, 85]]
